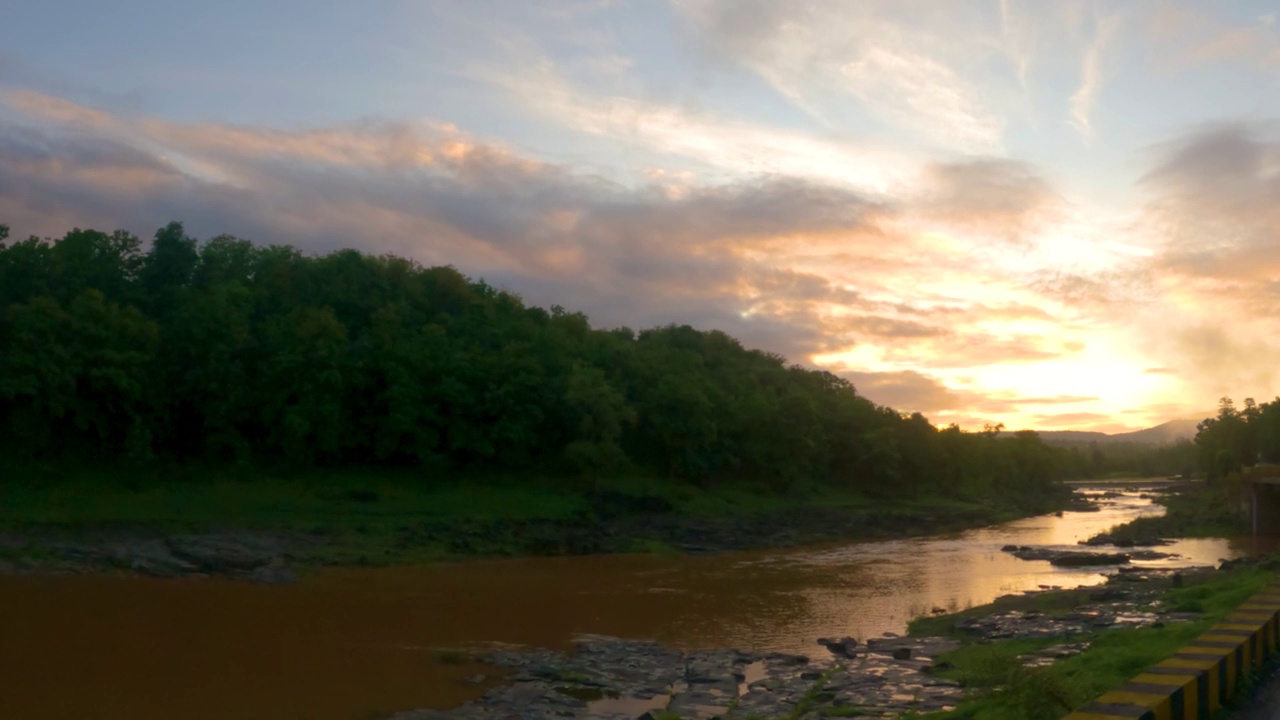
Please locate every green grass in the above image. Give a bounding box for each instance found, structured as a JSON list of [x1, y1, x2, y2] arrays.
[[0, 463, 590, 530], [907, 585, 1100, 637], [0, 459, 1051, 566], [915, 568, 1276, 720], [0, 461, 887, 531]]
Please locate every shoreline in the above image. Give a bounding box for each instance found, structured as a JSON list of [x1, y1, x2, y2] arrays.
[[390, 563, 1276, 719], [0, 498, 1053, 580]]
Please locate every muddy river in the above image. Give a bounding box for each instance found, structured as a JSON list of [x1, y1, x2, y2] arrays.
[[0, 485, 1267, 719]]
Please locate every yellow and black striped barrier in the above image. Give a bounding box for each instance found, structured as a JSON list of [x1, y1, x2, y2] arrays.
[[1063, 580, 1280, 720]]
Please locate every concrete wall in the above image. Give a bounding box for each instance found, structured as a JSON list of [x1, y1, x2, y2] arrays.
[[1063, 580, 1280, 720], [1248, 483, 1280, 535]]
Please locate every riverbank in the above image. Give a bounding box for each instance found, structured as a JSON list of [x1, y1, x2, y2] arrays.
[[0, 462, 1077, 577], [907, 562, 1277, 719], [397, 562, 1276, 720], [1085, 481, 1245, 546]]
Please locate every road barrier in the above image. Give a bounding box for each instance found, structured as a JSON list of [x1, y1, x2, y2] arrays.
[[1063, 580, 1280, 720]]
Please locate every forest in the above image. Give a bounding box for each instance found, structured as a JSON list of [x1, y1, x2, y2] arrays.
[[0, 222, 1096, 510], [1192, 396, 1280, 480]]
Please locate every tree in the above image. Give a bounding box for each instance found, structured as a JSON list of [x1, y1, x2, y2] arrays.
[[562, 364, 634, 474], [140, 221, 198, 315]]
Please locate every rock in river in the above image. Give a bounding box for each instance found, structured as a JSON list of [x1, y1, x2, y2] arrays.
[[1049, 551, 1131, 567], [1001, 545, 1131, 566], [816, 636, 859, 659]]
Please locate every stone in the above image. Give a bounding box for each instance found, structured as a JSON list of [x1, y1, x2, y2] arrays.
[[817, 636, 859, 659], [165, 534, 279, 572]]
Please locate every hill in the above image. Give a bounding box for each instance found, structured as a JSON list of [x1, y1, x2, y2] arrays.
[[1014, 418, 1201, 447]]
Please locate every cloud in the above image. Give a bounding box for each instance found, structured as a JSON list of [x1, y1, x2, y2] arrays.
[[999, 0, 1037, 89], [1030, 411, 1117, 427], [4, 89, 114, 128], [672, 0, 1006, 151], [1014, 395, 1100, 405], [1143, 3, 1280, 71], [1027, 267, 1152, 308], [839, 368, 1107, 428], [1143, 367, 1175, 375], [840, 46, 1005, 151], [920, 159, 1061, 242], [1070, 10, 1121, 141], [1138, 123, 1280, 327], [478, 55, 921, 195], [842, 369, 962, 412], [1141, 122, 1280, 283], [840, 315, 948, 339]]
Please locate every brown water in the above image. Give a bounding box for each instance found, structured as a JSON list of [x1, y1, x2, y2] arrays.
[[0, 486, 1269, 720]]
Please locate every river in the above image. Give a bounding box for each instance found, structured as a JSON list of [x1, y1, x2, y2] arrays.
[[0, 484, 1267, 720]]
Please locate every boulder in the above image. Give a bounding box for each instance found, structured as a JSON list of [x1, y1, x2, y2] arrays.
[[817, 636, 859, 659]]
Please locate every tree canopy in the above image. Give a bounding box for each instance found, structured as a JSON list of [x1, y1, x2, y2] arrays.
[[0, 222, 1078, 508]]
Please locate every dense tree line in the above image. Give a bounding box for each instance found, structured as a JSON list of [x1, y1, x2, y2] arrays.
[[1054, 440, 1198, 480], [0, 223, 1077, 507], [1194, 397, 1280, 480]]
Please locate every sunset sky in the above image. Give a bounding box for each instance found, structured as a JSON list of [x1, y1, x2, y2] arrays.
[[4, 1, 1280, 432]]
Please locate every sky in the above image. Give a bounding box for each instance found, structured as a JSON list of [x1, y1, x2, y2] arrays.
[[3, 1, 1280, 432]]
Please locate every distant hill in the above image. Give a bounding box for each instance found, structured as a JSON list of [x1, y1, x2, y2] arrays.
[[1005, 418, 1202, 447]]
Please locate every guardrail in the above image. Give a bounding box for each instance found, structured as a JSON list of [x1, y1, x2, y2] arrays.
[[1062, 580, 1280, 719]]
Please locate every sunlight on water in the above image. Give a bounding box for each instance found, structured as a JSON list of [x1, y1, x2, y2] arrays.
[[0, 483, 1271, 720]]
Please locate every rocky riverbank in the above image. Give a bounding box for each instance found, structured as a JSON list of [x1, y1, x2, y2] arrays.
[[421, 502, 1032, 557], [387, 564, 1216, 720], [397, 635, 967, 720], [0, 529, 299, 583]]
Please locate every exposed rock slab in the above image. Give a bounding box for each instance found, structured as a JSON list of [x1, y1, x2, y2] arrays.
[[395, 635, 965, 720]]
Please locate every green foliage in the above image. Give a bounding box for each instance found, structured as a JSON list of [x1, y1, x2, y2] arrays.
[[0, 222, 1081, 509], [941, 642, 1081, 719], [1067, 438, 1199, 479], [1192, 395, 1280, 480]]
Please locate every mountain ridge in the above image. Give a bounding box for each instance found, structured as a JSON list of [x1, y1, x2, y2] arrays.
[[1005, 418, 1201, 446]]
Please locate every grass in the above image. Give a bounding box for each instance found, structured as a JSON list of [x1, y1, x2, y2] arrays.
[[911, 568, 1276, 720], [907, 585, 1103, 638], [0, 462, 590, 530], [0, 461, 988, 529], [0, 459, 1040, 565]]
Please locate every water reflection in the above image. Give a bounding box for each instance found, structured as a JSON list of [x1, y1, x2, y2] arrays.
[[0, 484, 1271, 720]]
